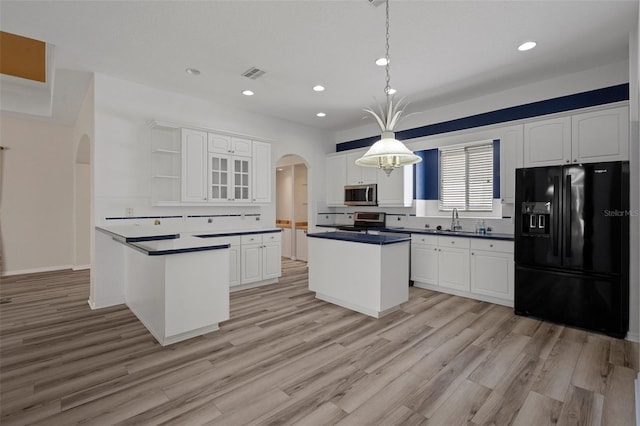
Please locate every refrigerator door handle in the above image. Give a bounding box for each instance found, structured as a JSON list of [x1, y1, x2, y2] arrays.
[[565, 175, 572, 257], [552, 176, 560, 256]]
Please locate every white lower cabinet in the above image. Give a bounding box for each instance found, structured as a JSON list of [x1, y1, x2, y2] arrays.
[[295, 229, 308, 262], [228, 240, 241, 287], [470, 239, 514, 302], [437, 237, 470, 292], [410, 237, 438, 285], [411, 234, 514, 306], [281, 227, 292, 258], [240, 232, 281, 285]]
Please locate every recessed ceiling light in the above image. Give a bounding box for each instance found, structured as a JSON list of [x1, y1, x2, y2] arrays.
[[313, 85, 325, 92], [241, 90, 254, 96], [518, 41, 537, 51], [316, 112, 326, 117], [375, 57, 388, 66], [185, 68, 201, 76]]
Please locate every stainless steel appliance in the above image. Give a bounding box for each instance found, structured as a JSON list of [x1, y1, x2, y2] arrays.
[[344, 184, 377, 206], [337, 211, 386, 232], [515, 161, 629, 338]]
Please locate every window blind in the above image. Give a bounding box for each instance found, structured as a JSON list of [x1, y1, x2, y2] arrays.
[[440, 142, 493, 211]]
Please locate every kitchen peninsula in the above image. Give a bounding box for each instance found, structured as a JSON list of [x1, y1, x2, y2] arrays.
[[94, 225, 282, 346], [307, 231, 411, 318]]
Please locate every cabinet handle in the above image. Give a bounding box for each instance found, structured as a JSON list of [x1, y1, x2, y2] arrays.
[[439, 249, 441, 252], [566, 160, 570, 163], [433, 248, 437, 251], [573, 159, 577, 162], [451, 241, 455, 244], [471, 252, 474, 255], [490, 244, 493, 247]]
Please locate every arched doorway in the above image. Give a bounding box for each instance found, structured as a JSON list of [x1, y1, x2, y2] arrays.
[[74, 134, 91, 269], [275, 154, 309, 262]]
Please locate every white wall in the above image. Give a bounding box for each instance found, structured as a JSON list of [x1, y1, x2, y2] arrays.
[[74, 162, 91, 268], [0, 114, 75, 275], [336, 60, 630, 144], [92, 73, 333, 226]]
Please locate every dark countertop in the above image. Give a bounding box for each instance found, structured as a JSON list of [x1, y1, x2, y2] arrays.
[[96, 226, 280, 256], [315, 224, 514, 241], [307, 231, 411, 246]]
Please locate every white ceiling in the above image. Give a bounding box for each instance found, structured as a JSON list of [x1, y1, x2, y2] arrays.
[[1, 0, 637, 131]]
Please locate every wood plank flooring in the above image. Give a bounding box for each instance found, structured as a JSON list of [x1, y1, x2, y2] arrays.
[[1, 259, 637, 425]]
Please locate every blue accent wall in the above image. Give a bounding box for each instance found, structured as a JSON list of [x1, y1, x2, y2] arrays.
[[336, 83, 628, 152], [414, 144, 500, 201], [493, 139, 500, 198], [414, 149, 439, 200]]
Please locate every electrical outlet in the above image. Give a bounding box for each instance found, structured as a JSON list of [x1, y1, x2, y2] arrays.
[[126, 207, 134, 217]]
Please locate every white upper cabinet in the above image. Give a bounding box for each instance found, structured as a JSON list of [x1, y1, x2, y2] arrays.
[[377, 165, 413, 207], [524, 106, 629, 167], [207, 133, 231, 155], [499, 125, 523, 204], [251, 141, 271, 203], [571, 106, 629, 163], [326, 153, 347, 206], [208, 133, 252, 157], [181, 129, 208, 202], [230, 137, 252, 157], [346, 151, 377, 185], [524, 116, 571, 167]]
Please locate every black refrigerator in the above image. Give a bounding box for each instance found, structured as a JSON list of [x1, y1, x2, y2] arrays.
[[514, 161, 629, 338]]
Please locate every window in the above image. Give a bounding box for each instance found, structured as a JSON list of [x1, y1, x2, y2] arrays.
[[439, 142, 493, 211]]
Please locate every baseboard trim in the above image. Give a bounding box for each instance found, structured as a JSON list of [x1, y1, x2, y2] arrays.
[[72, 265, 91, 271], [1, 264, 73, 277], [636, 374, 640, 426], [627, 331, 640, 343]]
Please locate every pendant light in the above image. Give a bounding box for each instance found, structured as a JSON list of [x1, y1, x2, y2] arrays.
[[355, 0, 421, 176]]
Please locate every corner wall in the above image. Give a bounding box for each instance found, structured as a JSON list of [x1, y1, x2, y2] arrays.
[[0, 114, 75, 275]]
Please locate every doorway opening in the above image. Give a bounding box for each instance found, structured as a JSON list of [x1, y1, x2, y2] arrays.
[[275, 155, 309, 262]]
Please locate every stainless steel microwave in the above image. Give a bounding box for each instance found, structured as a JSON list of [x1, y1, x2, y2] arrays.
[[344, 184, 377, 206]]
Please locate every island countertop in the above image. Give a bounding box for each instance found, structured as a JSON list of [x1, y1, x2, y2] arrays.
[[315, 225, 513, 241], [96, 226, 280, 256], [306, 231, 410, 245]]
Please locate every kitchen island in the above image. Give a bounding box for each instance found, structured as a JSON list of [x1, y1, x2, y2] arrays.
[[307, 231, 411, 318], [95, 227, 231, 346]]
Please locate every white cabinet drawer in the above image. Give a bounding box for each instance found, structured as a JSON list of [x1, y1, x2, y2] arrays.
[[241, 232, 281, 245], [199, 235, 240, 247], [411, 234, 438, 245], [262, 232, 282, 243], [241, 234, 263, 245], [437, 236, 470, 249], [470, 239, 513, 254]]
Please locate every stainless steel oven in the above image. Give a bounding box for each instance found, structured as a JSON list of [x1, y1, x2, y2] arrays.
[[344, 184, 377, 206]]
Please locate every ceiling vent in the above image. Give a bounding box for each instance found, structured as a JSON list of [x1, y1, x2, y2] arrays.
[[368, 0, 385, 7], [242, 67, 266, 80]]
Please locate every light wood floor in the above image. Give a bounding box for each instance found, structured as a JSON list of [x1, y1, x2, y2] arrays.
[[1, 259, 637, 425]]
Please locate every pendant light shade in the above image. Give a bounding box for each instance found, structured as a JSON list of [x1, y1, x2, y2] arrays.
[[355, 131, 421, 176], [356, 0, 421, 176]]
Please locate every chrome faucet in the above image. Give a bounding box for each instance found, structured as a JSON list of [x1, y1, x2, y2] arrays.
[[451, 208, 462, 231]]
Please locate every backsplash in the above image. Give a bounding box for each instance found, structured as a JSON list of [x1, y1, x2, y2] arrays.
[[316, 209, 514, 234]]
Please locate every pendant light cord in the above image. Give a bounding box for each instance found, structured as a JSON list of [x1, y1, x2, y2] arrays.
[[384, 0, 391, 98]]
